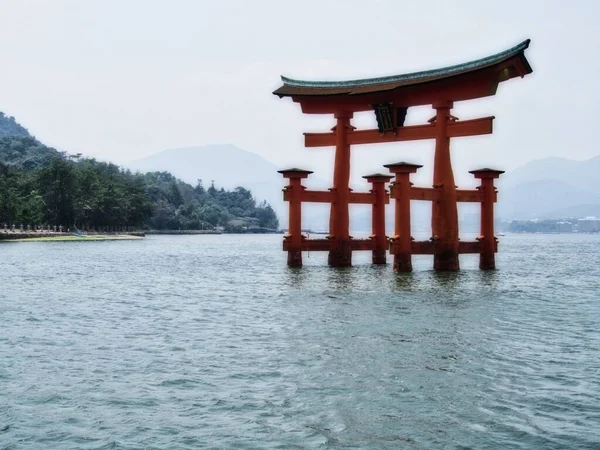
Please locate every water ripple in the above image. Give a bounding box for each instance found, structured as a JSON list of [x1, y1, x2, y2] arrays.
[[1, 234, 599, 448]]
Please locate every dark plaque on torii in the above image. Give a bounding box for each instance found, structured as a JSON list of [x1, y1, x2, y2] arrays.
[[373, 103, 408, 133]]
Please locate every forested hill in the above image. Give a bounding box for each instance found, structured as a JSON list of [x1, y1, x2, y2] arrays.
[[0, 113, 278, 231], [0, 112, 31, 138], [0, 113, 62, 170]]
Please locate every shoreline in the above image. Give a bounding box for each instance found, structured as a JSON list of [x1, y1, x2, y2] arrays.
[[144, 230, 222, 235], [0, 232, 145, 242]]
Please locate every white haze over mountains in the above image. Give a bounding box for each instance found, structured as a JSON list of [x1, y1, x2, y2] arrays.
[[130, 145, 600, 229], [1, 0, 599, 181], [498, 155, 600, 219], [2, 0, 599, 228], [128, 144, 330, 230]]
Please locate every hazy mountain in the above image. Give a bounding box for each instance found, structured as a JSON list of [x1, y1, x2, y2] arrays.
[[501, 155, 600, 195], [130, 144, 600, 227], [498, 179, 600, 219], [129, 144, 333, 228], [497, 155, 600, 219], [130, 144, 278, 191], [130, 144, 284, 212]]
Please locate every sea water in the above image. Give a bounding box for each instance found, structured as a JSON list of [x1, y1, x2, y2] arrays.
[[1, 234, 599, 449]]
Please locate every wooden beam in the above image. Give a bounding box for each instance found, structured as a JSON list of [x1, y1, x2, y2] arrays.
[[390, 186, 496, 203], [284, 238, 330, 252], [411, 240, 435, 255], [409, 187, 439, 202], [305, 122, 435, 147], [458, 241, 482, 254], [283, 189, 334, 203], [390, 240, 491, 255], [349, 192, 376, 205], [302, 190, 334, 203], [283, 238, 375, 252], [283, 189, 389, 205], [304, 116, 494, 148], [448, 116, 494, 138], [456, 189, 484, 203], [351, 239, 376, 251]]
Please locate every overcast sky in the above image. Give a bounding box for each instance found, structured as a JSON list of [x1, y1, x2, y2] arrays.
[[0, 0, 597, 186]]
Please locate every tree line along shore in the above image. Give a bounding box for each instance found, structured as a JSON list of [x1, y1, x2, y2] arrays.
[[0, 112, 279, 236]]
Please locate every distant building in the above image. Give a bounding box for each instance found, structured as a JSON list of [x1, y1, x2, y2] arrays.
[[578, 217, 600, 232], [556, 221, 573, 233]]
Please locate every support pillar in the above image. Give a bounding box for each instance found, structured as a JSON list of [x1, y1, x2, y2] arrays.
[[385, 162, 422, 272], [328, 111, 354, 267], [278, 168, 312, 267], [431, 102, 460, 271], [470, 168, 504, 270], [363, 173, 393, 264]]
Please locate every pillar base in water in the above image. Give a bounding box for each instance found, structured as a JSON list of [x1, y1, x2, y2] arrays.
[[372, 248, 387, 265], [433, 250, 460, 271], [394, 254, 412, 272], [328, 240, 352, 267], [287, 250, 302, 267], [479, 253, 495, 270]]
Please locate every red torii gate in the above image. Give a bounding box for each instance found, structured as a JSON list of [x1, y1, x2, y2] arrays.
[[275, 40, 532, 270]]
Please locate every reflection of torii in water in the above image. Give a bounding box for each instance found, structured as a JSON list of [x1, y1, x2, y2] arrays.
[[275, 40, 532, 271]]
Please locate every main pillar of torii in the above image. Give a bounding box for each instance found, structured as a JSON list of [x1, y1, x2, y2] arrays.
[[273, 40, 532, 268]]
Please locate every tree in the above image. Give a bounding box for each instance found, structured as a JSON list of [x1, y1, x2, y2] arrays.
[[19, 190, 45, 225], [37, 158, 76, 226]]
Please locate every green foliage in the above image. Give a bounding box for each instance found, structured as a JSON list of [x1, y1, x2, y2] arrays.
[[142, 172, 278, 230], [0, 113, 62, 170], [0, 112, 31, 138], [0, 158, 155, 229], [0, 136, 62, 170], [0, 111, 279, 231]]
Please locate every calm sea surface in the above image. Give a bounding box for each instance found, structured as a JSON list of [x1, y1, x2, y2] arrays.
[[1, 234, 599, 449]]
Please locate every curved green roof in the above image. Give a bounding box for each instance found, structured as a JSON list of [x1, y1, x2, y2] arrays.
[[280, 40, 530, 89], [274, 40, 532, 99]]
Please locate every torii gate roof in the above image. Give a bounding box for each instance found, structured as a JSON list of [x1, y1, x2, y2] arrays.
[[273, 39, 532, 112]]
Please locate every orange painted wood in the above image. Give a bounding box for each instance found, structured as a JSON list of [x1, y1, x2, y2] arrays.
[[455, 189, 485, 203], [432, 105, 460, 270], [479, 178, 497, 268], [351, 239, 376, 251], [301, 190, 335, 203], [349, 192, 376, 205], [328, 114, 353, 266], [393, 187, 491, 203], [294, 65, 516, 113], [284, 189, 387, 205], [409, 187, 440, 202], [412, 240, 435, 255], [283, 238, 375, 252], [390, 173, 414, 271], [332, 117, 351, 240], [389, 240, 434, 255], [304, 117, 494, 147], [367, 180, 389, 263], [390, 240, 485, 255], [286, 179, 303, 249], [459, 241, 482, 254], [284, 238, 330, 252], [448, 117, 494, 138]]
